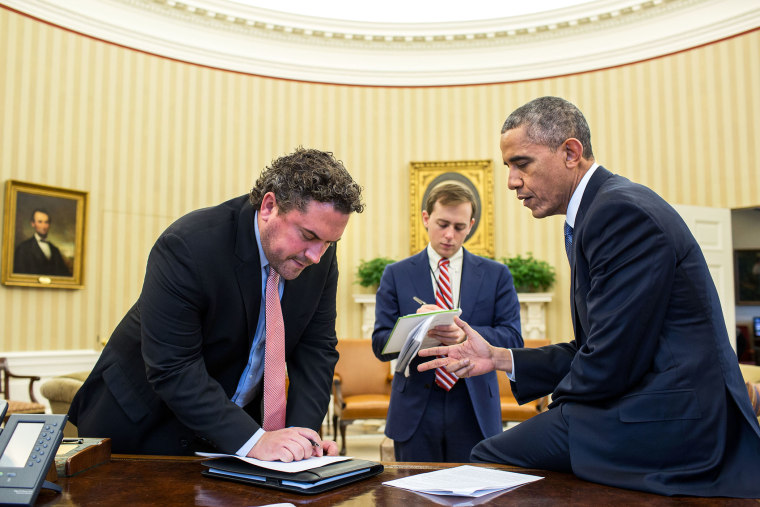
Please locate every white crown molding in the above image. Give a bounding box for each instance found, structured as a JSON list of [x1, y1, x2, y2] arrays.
[[2, 0, 758, 85]]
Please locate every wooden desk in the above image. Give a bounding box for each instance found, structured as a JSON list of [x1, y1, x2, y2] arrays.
[[38, 455, 756, 506]]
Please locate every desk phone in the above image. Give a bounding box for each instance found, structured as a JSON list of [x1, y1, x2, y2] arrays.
[[0, 401, 67, 505]]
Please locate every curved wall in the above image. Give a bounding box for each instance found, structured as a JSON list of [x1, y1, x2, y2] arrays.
[[0, 5, 758, 351]]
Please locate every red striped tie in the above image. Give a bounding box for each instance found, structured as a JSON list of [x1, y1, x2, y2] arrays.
[[263, 266, 287, 430], [434, 258, 457, 391]]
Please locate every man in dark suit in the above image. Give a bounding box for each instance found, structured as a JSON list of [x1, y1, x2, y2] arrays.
[[419, 97, 760, 496], [69, 147, 364, 461], [13, 209, 71, 276], [372, 182, 522, 462]]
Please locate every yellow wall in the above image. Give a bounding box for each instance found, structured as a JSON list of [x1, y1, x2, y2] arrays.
[[1, 7, 759, 351]]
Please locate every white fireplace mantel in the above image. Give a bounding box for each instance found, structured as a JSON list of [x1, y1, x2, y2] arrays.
[[353, 292, 552, 341], [517, 292, 553, 340]]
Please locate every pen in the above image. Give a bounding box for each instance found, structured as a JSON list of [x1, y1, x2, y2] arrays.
[[413, 296, 427, 305], [308, 438, 321, 448]]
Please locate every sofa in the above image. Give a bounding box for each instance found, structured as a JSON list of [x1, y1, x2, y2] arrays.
[[740, 363, 760, 424], [40, 371, 90, 438]]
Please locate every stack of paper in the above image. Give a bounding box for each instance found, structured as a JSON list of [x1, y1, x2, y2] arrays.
[[383, 465, 542, 498], [383, 308, 462, 376], [195, 452, 349, 472]]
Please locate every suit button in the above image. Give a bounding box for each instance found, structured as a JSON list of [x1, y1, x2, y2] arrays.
[[180, 439, 189, 448]]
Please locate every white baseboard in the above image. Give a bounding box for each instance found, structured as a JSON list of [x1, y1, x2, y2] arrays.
[[2, 350, 101, 412]]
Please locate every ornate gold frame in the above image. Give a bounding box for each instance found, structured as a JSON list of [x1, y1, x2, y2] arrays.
[[409, 160, 494, 257], [2, 180, 88, 289]]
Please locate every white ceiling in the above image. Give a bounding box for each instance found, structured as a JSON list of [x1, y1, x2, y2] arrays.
[[3, 0, 759, 86]]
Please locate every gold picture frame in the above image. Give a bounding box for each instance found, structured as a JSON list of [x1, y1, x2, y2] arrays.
[[734, 249, 760, 305], [409, 160, 494, 257], [2, 180, 87, 289]]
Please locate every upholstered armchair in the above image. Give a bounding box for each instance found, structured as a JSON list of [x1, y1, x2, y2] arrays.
[[498, 339, 551, 424], [0, 357, 45, 422], [740, 363, 760, 424], [40, 371, 90, 437], [332, 339, 392, 456]]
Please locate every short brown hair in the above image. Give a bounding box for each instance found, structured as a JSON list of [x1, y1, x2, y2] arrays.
[[249, 147, 364, 215], [425, 182, 476, 220]]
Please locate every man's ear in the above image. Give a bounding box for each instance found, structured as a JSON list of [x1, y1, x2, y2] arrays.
[[421, 210, 430, 229], [259, 192, 278, 221], [564, 138, 584, 167]]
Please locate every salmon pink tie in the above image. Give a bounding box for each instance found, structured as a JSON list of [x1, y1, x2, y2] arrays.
[[434, 258, 457, 391], [263, 266, 287, 431]]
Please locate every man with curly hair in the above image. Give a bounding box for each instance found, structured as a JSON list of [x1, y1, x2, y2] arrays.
[[70, 147, 364, 461]]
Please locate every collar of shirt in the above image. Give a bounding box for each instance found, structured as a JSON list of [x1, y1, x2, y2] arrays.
[[254, 211, 283, 296], [565, 162, 599, 228], [34, 233, 47, 243], [426, 243, 464, 308]]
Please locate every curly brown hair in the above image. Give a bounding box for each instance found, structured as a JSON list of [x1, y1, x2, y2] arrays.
[[249, 147, 364, 215]]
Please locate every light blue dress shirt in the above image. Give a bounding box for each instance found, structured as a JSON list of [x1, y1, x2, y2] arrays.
[[232, 211, 284, 455], [509, 162, 599, 381]]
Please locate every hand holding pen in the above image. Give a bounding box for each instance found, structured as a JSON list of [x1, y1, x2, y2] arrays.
[[413, 296, 442, 314], [412, 297, 466, 344]]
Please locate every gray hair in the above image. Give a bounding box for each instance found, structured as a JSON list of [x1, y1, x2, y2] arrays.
[[501, 96, 594, 160]]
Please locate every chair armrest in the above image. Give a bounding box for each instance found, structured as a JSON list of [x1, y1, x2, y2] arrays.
[[7, 372, 41, 404]]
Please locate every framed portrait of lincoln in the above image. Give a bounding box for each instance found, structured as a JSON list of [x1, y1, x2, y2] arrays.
[[2, 180, 87, 289]]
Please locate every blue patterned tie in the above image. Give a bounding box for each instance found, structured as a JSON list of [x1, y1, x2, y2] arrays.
[[564, 222, 574, 264]]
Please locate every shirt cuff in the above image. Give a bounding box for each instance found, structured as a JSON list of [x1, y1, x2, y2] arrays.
[[507, 349, 516, 381], [236, 428, 265, 457]]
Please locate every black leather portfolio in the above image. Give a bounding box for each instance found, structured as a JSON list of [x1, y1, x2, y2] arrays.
[[200, 457, 384, 495]]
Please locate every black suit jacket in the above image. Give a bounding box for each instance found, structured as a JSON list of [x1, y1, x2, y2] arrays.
[[511, 168, 760, 497], [69, 196, 340, 455], [13, 236, 71, 276]]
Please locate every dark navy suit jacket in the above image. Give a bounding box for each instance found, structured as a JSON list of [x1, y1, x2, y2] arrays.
[[511, 167, 760, 497], [70, 196, 340, 455], [372, 248, 522, 443]]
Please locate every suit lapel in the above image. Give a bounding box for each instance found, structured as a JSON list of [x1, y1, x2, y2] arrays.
[[408, 250, 436, 306], [459, 249, 483, 319], [570, 166, 613, 341], [234, 199, 263, 346]]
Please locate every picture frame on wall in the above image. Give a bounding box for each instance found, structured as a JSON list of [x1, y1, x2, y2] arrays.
[[734, 249, 760, 305], [409, 160, 494, 258], [1, 180, 87, 289]]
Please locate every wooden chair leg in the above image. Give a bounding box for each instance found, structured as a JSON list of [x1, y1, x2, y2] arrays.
[[339, 420, 349, 456], [333, 414, 339, 442]]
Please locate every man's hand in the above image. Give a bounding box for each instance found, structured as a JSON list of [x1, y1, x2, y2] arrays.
[[416, 304, 442, 314], [416, 304, 465, 345], [247, 427, 339, 462], [417, 317, 509, 378], [426, 323, 466, 345]]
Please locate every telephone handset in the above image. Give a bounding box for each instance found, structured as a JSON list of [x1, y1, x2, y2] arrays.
[[0, 406, 68, 505]]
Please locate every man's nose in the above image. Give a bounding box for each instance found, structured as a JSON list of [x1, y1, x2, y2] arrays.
[[305, 243, 328, 264], [507, 169, 522, 190]]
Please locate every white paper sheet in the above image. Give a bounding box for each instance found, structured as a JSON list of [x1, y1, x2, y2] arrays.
[[195, 452, 350, 473], [382, 465, 543, 497]]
